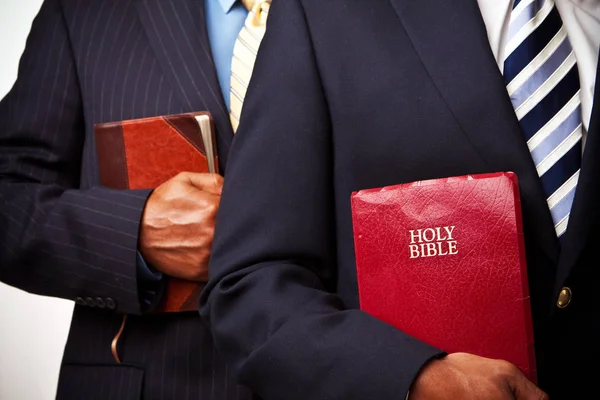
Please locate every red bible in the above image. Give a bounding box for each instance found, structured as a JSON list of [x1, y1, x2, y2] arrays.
[[351, 172, 536, 382], [94, 112, 218, 313]]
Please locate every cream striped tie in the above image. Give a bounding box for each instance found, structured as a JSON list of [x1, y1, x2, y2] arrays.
[[229, 0, 270, 133]]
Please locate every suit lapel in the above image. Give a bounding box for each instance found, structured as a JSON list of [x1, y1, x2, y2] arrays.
[[388, 0, 559, 264], [554, 57, 600, 294], [135, 0, 234, 168]]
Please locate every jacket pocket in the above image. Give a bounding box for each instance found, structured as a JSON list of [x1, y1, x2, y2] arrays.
[[56, 364, 144, 400]]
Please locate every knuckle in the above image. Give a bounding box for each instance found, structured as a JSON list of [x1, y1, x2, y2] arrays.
[[193, 257, 210, 281], [174, 171, 187, 180], [197, 196, 219, 215], [195, 232, 213, 251], [207, 201, 219, 215], [203, 224, 215, 237], [495, 360, 518, 377], [198, 230, 215, 251], [206, 230, 215, 246], [213, 174, 224, 186]]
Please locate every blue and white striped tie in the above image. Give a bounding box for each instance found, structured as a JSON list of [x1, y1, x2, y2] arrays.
[[504, 0, 582, 238]]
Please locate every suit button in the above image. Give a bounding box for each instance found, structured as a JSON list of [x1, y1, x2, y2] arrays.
[[556, 287, 572, 309], [105, 298, 116, 310], [95, 297, 106, 308], [75, 297, 86, 306], [85, 297, 96, 307]]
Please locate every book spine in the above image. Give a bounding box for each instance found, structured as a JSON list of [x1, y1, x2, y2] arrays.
[[94, 122, 130, 189], [507, 172, 537, 383]]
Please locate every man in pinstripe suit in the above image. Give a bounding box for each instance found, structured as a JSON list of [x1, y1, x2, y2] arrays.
[[0, 0, 262, 399]]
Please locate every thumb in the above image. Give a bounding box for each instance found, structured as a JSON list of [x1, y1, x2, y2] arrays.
[[179, 172, 223, 195]]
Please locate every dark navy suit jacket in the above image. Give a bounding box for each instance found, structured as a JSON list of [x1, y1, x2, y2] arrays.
[[0, 0, 253, 399], [202, 0, 600, 399]]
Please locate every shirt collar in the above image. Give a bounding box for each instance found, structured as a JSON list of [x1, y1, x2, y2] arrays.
[[218, 0, 239, 13]]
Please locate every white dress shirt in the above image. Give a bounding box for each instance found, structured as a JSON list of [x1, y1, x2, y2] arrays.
[[477, 0, 600, 135]]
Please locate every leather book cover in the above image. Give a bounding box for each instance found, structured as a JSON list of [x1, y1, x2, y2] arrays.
[[351, 172, 536, 382], [94, 112, 218, 313]]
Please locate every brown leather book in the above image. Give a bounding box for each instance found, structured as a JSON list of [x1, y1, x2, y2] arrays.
[[94, 112, 218, 313]]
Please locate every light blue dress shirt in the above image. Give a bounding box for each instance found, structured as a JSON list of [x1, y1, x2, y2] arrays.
[[205, 0, 249, 110], [137, 0, 248, 310]]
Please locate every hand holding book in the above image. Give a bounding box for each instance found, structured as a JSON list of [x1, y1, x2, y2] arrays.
[[408, 353, 547, 399], [95, 112, 219, 312], [139, 171, 222, 283], [351, 172, 546, 399]]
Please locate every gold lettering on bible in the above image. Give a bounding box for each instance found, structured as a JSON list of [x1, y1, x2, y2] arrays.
[[409, 226, 457, 258]]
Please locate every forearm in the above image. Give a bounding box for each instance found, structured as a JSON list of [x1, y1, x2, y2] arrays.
[[203, 260, 442, 399], [201, 0, 442, 396], [0, 182, 152, 314], [0, 0, 160, 315]]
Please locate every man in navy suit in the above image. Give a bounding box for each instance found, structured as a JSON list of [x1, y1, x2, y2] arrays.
[[202, 0, 599, 399], [0, 0, 264, 398]]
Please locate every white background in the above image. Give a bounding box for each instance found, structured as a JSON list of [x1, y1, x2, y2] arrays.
[[0, 1, 74, 399]]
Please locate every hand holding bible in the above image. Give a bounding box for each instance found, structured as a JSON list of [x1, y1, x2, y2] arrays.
[[139, 172, 223, 282], [409, 353, 548, 400]]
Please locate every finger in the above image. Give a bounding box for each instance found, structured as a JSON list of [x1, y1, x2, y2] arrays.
[[179, 172, 224, 195], [188, 190, 221, 215], [511, 373, 548, 400]]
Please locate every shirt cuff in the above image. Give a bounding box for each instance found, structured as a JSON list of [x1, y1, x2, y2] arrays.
[[136, 252, 166, 312]]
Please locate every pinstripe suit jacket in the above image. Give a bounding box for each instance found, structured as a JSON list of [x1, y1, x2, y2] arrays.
[[0, 1, 253, 399]]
